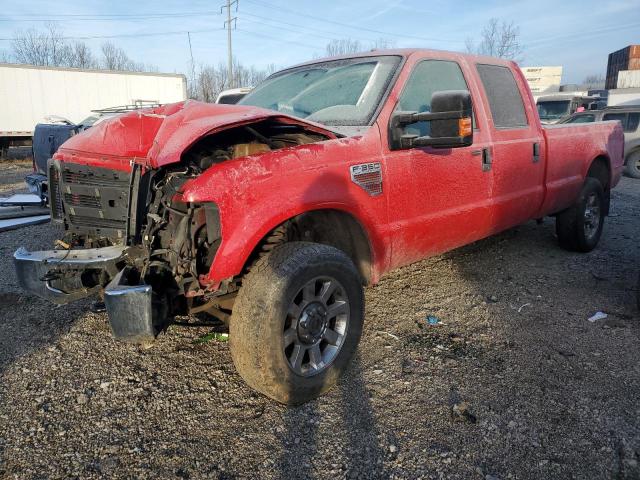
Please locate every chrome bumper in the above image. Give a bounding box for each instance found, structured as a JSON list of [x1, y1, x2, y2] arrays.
[[14, 245, 156, 343], [14, 245, 127, 303]]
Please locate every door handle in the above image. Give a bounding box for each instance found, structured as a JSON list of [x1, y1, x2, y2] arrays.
[[533, 142, 540, 163], [481, 148, 492, 172]]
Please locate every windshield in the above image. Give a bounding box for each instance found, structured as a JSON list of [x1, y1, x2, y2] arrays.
[[537, 100, 571, 120], [239, 56, 401, 126]]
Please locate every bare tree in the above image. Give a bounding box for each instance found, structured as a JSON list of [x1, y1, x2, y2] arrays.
[[371, 38, 396, 50], [325, 39, 363, 57], [11, 23, 70, 66], [10, 24, 153, 71], [466, 18, 524, 62], [191, 61, 278, 101], [69, 41, 96, 69], [582, 74, 605, 90], [101, 42, 133, 70], [321, 38, 396, 58]]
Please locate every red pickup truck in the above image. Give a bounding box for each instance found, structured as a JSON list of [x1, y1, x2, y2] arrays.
[[14, 49, 624, 404]]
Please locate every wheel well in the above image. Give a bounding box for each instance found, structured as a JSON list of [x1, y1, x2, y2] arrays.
[[587, 156, 610, 190], [587, 156, 611, 215], [246, 210, 373, 285]]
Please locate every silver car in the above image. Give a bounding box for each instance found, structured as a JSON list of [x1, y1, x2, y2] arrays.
[[561, 107, 640, 178]]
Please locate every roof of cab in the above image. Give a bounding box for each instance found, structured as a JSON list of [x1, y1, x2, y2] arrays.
[[280, 48, 517, 72]]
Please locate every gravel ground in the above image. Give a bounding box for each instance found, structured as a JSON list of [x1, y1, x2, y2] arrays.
[[0, 161, 638, 479]]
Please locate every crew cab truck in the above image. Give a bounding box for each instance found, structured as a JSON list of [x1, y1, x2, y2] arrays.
[[14, 50, 624, 404]]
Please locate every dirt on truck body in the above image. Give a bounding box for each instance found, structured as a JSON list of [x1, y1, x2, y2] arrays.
[[14, 49, 624, 404]]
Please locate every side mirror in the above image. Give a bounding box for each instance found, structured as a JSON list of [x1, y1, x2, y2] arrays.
[[389, 90, 473, 150]]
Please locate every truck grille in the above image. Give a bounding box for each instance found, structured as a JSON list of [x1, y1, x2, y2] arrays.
[[63, 193, 102, 209], [49, 164, 63, 221], [63, 170, 129, 188], [50, 162, 132, 241]]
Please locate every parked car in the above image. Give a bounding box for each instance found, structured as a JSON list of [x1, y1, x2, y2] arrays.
[[536, 94, 601, 124], [14, 49, 624, 404], [560, 107, 640, 178], [215, 87, 252, 104]]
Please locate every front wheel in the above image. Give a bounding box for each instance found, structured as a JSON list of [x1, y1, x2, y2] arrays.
[[625, 150, 640, 179], [556, 178, 605, 252], [230, 242, 364, 404]]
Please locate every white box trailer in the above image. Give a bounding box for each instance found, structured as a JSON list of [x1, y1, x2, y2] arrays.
[[0, 63, 187, 152], [608, 88, 640, 107]]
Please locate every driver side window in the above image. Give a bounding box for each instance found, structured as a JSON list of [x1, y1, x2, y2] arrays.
[[395, 60, 470, 137]]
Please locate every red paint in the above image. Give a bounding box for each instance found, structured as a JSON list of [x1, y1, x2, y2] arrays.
[[53, 49, 625, 289]]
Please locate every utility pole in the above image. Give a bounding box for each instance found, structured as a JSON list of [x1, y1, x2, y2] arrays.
[[221, 0, 238, 88], [187, 32, 196, 96]]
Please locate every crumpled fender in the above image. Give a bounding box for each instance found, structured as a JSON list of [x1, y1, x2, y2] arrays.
[[180, 131, 391, 287]]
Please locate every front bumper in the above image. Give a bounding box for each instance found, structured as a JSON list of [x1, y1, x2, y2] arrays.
[[14, 245, 156, 343], [14, 245, 127, 303]]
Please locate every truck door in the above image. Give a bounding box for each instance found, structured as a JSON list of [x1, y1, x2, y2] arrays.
[[474, 64, 545, 233], [383, 58, 494, 269]]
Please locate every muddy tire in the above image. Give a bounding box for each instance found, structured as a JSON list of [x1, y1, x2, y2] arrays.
[[556, 178, 605, 252], [230, 242, 364, 404], [625, 150, 640, 179]]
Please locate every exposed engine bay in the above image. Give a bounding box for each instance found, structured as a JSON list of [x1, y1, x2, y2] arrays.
[[35, 118, 332, 340]]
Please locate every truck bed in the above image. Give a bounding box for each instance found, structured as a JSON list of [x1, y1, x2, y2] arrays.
[[539, 120, 624, 216]]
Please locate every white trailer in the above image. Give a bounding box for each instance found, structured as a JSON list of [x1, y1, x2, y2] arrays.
[[0, 63, 187, 154], [607, 87, 640, 107]]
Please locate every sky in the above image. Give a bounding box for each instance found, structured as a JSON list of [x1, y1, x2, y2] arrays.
[[1, 0, 639, 84]]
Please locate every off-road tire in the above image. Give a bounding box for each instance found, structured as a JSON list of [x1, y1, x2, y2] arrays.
[[230, 242, 364, 404], [624, 150, 640, 179], [556, 178, 605, 252]]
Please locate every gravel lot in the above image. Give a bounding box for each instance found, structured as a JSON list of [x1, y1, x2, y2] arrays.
[[0, 160, 638, 479]]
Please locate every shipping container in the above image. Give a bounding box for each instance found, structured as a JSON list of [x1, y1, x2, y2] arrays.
[[606, 45, 640, 90]]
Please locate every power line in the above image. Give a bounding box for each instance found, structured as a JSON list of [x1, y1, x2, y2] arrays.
[[239, 16, 344, 42], [0, 11, 220, 20], [243, 0, 465, 45], [0, 27, 224, 42], [235, 28, 321, 51], [240, 12, 379, 43]]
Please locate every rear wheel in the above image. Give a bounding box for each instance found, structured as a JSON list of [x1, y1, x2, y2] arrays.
[[230, 242, 364, 404], [556, 178, 605, 252], [624, 150, 640, 179]]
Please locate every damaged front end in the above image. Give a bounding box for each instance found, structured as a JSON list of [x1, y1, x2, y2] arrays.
[[14, 101, 336, 343], [13, 160, 222, 343]]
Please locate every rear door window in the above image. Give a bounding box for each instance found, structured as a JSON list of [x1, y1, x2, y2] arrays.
[[476, 64, 528, 129], [627, 112, 640, 132], [603, 113, 627, 130]]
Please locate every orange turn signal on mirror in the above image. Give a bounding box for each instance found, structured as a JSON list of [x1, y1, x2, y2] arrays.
[[458, 117, 472, 137]]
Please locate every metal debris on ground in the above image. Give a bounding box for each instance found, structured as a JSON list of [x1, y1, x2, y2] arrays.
[[0, 215, 50, 233], [0, 193, 43, 207], [588, 311, 608, 322]]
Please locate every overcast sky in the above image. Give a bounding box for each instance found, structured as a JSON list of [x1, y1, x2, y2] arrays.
[[1, 0, 639, 83]]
